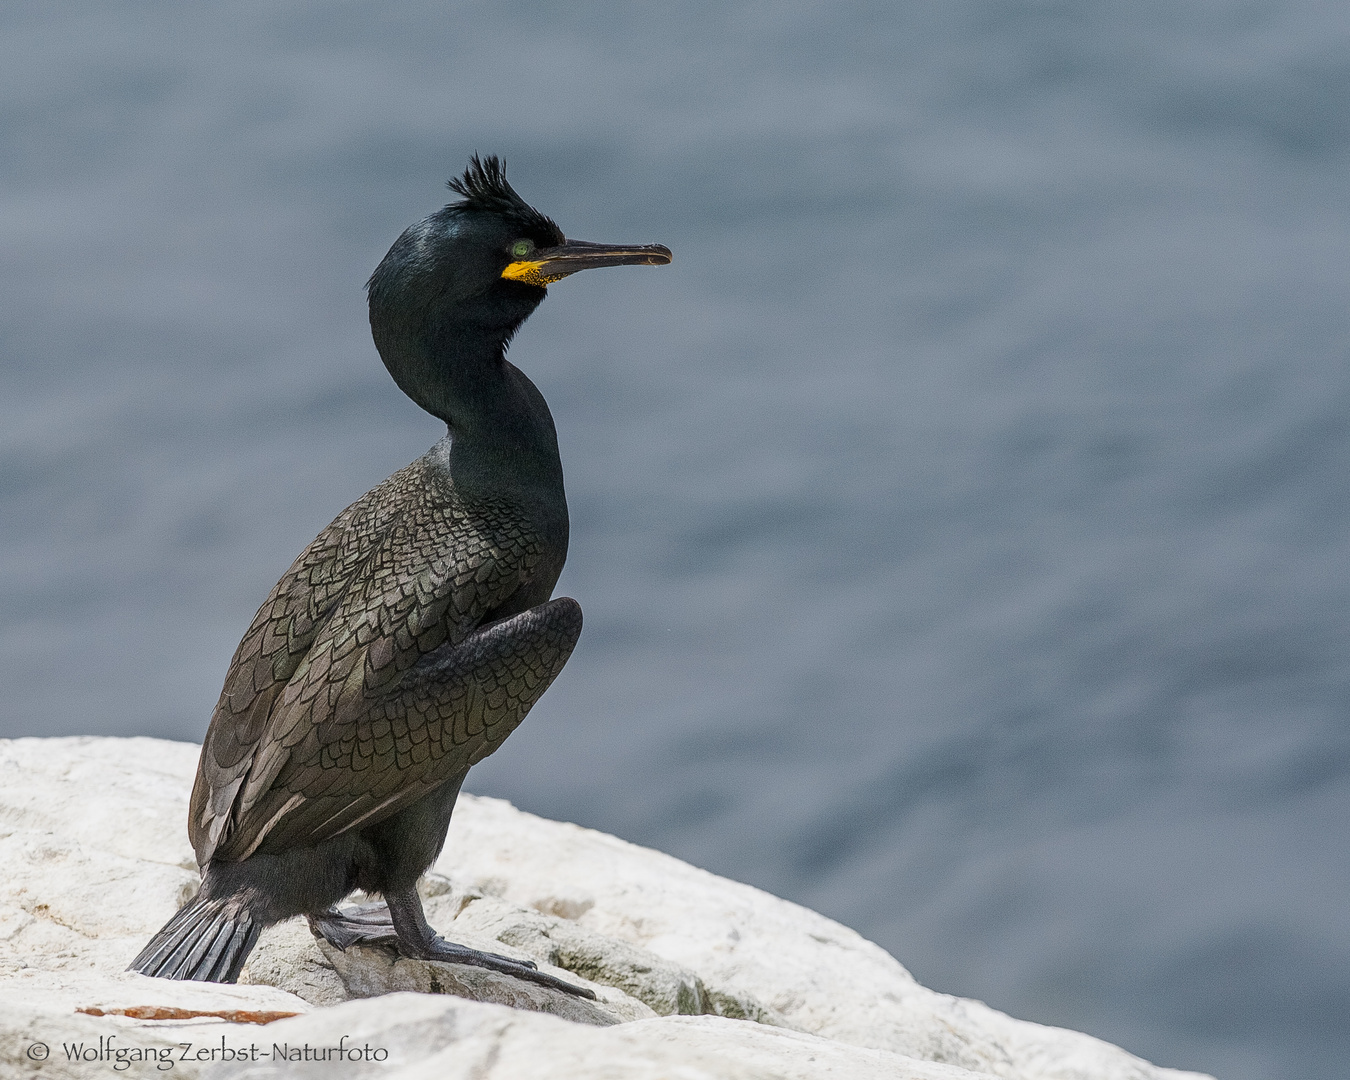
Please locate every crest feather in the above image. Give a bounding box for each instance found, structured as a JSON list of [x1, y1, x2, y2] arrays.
[[446, 155, 560, 238]]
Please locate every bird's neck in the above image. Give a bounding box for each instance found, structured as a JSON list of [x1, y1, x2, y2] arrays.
[[378, 321, 565, 501]]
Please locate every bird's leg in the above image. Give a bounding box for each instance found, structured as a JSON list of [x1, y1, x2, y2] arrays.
[[385, 885, 597, 1000]]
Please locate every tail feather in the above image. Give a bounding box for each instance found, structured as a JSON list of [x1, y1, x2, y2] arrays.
[[192, 917, 236, 980], [128, 899, 208, 974], [129, 893, 261, 983]]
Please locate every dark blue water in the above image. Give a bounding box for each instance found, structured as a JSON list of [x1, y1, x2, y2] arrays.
[[3, 4, 1348, 1077]]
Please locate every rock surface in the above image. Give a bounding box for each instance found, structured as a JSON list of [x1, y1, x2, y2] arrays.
[[0, 737, 1214, 1080]]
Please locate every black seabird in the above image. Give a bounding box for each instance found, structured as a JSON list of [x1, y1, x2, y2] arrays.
[[129, 156, 671, 995]]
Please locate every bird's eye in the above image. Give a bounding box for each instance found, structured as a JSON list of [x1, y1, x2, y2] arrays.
[[511, 239, 534, 259]]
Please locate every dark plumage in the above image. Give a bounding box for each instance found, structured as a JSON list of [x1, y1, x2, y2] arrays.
[[130, 157, 671, 992]]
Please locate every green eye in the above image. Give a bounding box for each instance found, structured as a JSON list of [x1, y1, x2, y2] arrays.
[[511, 240, 534, 259]]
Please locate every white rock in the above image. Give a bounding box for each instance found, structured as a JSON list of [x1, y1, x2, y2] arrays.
[[211, 993, 997, 1080], [0, 737, 1213, 1080]]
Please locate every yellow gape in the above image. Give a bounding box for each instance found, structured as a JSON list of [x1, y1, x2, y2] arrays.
[[502, 261, 567, 287]]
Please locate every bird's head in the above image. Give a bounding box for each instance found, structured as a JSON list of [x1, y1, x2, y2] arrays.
[[367, 156, 670, 421]]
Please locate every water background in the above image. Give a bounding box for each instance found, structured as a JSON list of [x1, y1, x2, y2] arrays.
[[3, 4, 1348, 1077]]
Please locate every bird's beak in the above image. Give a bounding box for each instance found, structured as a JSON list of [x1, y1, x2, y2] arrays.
[[502, 240, 672, 287]]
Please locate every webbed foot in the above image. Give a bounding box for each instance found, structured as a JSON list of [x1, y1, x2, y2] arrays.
[[308, 898, 596, 1000], [408, 935, 595, 999], [307, 902, 399, 950]]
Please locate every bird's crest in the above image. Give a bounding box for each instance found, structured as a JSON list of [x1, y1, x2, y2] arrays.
[[447, 155, 560, 239]]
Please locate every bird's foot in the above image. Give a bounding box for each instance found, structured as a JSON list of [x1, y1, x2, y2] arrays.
[[308, 902, 596, 1000], [307, 902, 399, 950], [409, 936, 596, 1000]]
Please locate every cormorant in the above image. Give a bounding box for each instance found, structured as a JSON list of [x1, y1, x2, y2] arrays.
[[129, 156, 671, 995]]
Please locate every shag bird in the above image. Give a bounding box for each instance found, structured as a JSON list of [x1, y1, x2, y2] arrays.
[[130, 156, 671, 995]]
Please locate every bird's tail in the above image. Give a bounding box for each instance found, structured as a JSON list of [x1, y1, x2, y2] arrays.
[[128, 891, 262, 983]]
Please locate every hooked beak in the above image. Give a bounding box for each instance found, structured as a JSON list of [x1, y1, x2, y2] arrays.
[[502, 239, 673, 287]]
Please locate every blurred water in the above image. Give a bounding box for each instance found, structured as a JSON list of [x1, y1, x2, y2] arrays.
[[3, 4, 1349, 1077]]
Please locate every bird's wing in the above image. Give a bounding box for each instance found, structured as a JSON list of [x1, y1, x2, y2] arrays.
[[220, 595, 581, 860], [188, 468, 408, 864], [189, 461, 547, 865]]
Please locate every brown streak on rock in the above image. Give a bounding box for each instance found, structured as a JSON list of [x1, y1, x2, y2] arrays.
[[77, 1005, 301, 1025]]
